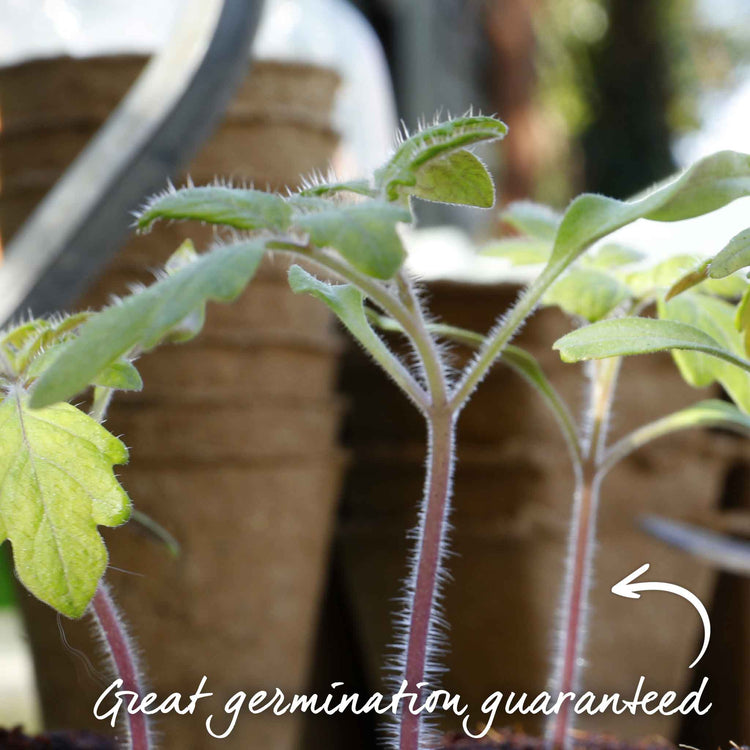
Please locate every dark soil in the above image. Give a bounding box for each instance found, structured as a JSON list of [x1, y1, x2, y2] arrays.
[[438, 730, 676, 750], [439, 731, 749, 750], [0, 728, 115, 750]]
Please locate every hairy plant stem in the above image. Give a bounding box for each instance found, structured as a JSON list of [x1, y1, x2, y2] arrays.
[[451, 265, 558, 411], [87, 388, 149, 750], [90, 583, 151, 750], [548, 356, 621, 750], [268, 239, 429, 409], [399, 407, 456, 750]]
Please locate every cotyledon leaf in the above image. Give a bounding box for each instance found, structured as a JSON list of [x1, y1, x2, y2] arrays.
[[31, 241, 265, 408], [602, 399, 750, 472], [0, 390, 130, 617], [287, 265, 421, 402]]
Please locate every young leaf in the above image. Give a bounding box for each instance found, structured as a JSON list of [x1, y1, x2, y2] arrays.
[[543, 267, 630, 322], [658, 294, 750, 411], [26, 343, 143, 393], [288, 265, 423, 403], [622, 253, 745, 301], [546, 151, 750, 279], [91, 360, 143, 391], [0, 390, 130, 617], [375, 115, 508, 203], [409, 149, 495, 207], [553, 316, 750, 374], [499, 201, 562, 240], [624, 254, 700, 298], [480, 237, 552, 265], [708, 227, 750, 278], [582, 243, 645, 270], [602, 399, 750, 472], [137, 186, 292, 232], [31, 241, 265, 408], [295, 202, 410, 280]]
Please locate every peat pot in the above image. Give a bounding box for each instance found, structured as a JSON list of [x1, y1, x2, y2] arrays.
[[1, 55, 346, 749]]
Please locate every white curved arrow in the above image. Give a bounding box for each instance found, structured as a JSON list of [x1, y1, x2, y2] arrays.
[[611, 563, 711, 669]]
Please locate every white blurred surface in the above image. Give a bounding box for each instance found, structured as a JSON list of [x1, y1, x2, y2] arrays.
[[0, 610, 40, 732]]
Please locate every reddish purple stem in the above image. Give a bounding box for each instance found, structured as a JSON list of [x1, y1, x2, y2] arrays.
[[90, 582, 150, 750], [399, 410, 456, 750]]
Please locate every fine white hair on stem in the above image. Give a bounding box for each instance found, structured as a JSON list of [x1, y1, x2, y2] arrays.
[[382, 414, 457, 749]]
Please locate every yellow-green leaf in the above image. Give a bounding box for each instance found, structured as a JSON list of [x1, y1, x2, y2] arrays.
[[0, 391, 130, 617]]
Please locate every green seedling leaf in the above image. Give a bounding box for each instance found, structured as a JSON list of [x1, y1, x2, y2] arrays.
[[137, 185, 292, 232], [603, 399, 750, 471], [703, 273, 749, 299], [624, 254, 702, 298], [288, 265, 418, 399], [553, 316, 750, 376], [708, 227, 750, 278], [626, 253, 746, 302], [2, 314, 93, 378], [543, 267, 630, 322], [582, 243, 646, 270], [499, 201, 562, 240], [546, 151, 750, 280], [410, 149, 495, 207], [0, 390, 130, 617], [375, 115, 508, 203], [91, 360, 143, 391], [163, 238, 199, 273], [26, 343, 142, 394], [31, 241, 265, 408], [295, 202, 410, 279], [659, 294, 750, 411], [480, 237, 552, 265]]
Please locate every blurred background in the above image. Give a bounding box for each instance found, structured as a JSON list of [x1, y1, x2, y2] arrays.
[[0, 1, 748, 748]]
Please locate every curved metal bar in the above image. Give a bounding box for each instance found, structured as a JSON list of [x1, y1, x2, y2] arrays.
[[0, 0, 264, 326]]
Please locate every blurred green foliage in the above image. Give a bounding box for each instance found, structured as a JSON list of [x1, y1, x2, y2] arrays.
[[534, 0, 750, 201]]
